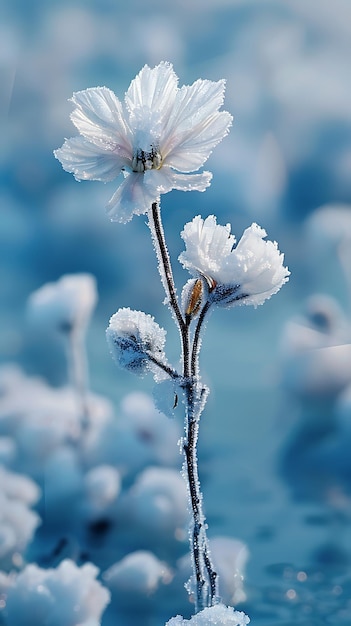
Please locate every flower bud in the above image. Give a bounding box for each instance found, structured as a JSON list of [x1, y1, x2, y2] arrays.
[[182, 279, 203, 321], [106, 308, 167, 380]]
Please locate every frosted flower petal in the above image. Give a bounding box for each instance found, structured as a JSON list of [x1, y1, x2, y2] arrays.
[[54, 137, 126, 182], [55, 62, 232, 223], [162, 79, 233, 171], [106, 172, 156, 222], [69, 86, 132, 154], [179, 216, 289, 308], [125, 61, 179, 125]]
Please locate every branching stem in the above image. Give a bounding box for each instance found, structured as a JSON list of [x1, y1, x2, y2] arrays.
[[148, 202, 217, 612], [183, 381, 217, 611]]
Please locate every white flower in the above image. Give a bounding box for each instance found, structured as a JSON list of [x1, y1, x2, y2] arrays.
[[179, 215, 290, 308], [54, 62, 232, 223], [106, 308, 167, 378]]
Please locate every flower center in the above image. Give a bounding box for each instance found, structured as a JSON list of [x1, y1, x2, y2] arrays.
[[131, 146, 162, 173]]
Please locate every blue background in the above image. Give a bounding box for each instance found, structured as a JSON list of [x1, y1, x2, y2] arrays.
[[2, 1, 351, 624]]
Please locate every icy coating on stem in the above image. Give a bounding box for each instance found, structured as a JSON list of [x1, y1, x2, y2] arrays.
[[54, 62, 232, 222]]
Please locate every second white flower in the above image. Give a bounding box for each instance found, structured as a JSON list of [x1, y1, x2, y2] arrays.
[[179, 215, 290, 308]]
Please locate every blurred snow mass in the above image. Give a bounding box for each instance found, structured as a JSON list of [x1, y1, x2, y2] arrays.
[[165, 604, 250, 626], [1, 559, 110, 626]]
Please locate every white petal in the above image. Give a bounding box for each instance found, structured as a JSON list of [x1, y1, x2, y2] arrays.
[[143, 168, 212, 195], [125, 62, 178, 126], [224, 223, 290, 306], [179, 215, 235, 277], [143, 167, 175, 195], [167, 169, 212, 192], [162, 79, 233, 171], [70, 87, 132, 156], [170, 171, 213, 191], [106, 173, 158, 223], [54, 137, 125, 182]]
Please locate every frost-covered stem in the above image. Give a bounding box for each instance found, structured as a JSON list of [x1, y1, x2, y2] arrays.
[[183, 381, 217, 611], [66, 327, 90, 432], [148, 203, 190, 376], [146, 353, 180, 380], [148, 202, 216, 610], [191, 301, 212, 378], [149, 203, 185, 330]]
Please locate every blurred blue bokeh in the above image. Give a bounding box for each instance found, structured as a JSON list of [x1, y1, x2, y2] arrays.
[[2, 1, 351, 624]]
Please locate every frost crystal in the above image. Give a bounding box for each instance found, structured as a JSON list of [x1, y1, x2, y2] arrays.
[[179, 215, 289, 308], [54, 62, 232, 223], [165, 603, 250, 626], [106, 307, 168, 379]]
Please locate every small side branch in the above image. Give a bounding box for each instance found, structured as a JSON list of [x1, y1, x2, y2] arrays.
[[146, 353, 180, 380], [191, 301, 211, 378]]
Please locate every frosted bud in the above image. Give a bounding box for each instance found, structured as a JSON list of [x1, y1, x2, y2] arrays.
[[106, 308, 167, 379], [181, 279, 203, 321], [28, 273, 97, 333]]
